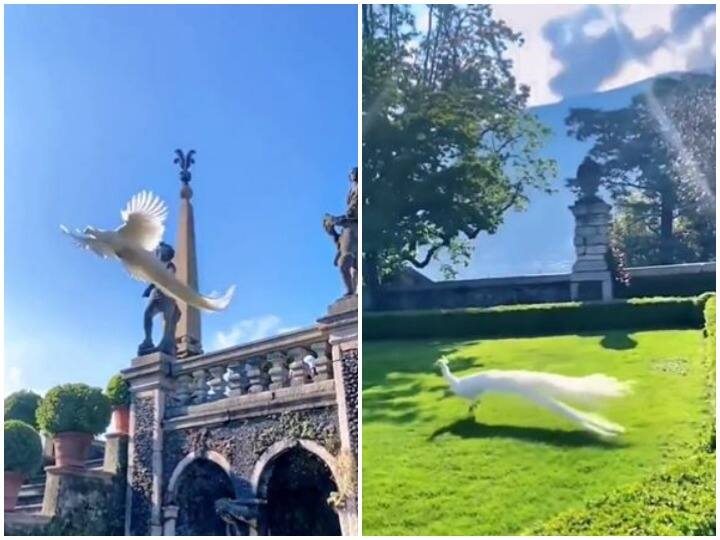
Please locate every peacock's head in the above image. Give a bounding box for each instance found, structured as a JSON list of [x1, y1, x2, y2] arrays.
[[434, 356, 449, 369]]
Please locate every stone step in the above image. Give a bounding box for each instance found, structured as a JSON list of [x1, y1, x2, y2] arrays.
[[12, 502, 43, 514]]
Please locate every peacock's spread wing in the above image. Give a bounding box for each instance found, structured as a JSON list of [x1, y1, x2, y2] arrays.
[[117, 191, 168, 251]]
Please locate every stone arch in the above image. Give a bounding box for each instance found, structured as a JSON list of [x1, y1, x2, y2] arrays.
[[252, 439, 343, 536], [166, 450, 234, 504], [251, 438, 339, 498]]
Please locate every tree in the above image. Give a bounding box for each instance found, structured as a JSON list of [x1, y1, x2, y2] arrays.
[[567, 74, 715, 265], [362, 4, 556, 291]]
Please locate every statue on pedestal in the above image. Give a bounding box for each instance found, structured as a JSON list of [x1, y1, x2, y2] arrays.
[[137, 242, 181, 356], [323, 167, 358, 296]]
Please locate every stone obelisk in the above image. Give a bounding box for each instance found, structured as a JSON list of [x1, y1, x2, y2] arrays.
[[173, 149, 203, 357]]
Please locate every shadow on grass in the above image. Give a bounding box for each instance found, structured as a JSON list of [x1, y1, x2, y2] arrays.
[[428, 418, 626, 449], [600, 331, 638, 350], [362, 349, 483, 424]]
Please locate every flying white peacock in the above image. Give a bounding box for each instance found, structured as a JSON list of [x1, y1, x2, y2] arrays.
[[436, 357, 632, 437], [61, 190, 235, 312]]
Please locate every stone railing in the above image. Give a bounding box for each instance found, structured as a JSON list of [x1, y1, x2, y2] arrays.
[[165, 326, 332, 411]]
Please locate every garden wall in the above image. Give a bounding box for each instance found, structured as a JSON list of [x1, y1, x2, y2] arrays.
[[369, 262, 715, 312]]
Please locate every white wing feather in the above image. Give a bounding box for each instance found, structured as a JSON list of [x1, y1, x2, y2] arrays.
[[117, 191, 168, 251]]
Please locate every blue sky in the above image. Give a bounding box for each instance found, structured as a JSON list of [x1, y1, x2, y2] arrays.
[[4, 4, 357, 396]]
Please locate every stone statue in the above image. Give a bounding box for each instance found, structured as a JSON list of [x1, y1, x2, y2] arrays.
[[323, 167, 358, 296], [574, 157, 602, 200], [215, 498, 260, 536], [137, 242, 181, 356]]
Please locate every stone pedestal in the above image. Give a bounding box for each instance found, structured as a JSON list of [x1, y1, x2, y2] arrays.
[[103, 433, 129, 475], [42, 466, 115, 518], [317, 294, 358, 536], [570, 197, 613, 301], [121, 352, 174, 536]]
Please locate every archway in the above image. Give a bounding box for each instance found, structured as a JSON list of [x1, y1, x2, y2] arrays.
[[256, 443, 341, 535], [173, 458, 235, 535]]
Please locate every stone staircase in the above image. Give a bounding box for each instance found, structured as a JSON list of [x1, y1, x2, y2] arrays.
[[13, 442, 105, 515]]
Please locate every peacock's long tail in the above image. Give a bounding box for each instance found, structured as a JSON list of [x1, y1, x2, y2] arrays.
[[129, 250, 235, 312], [509, 371, 632, 406], [525, 391, 626, 437]]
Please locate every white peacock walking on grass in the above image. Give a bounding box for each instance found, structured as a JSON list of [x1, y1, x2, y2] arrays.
[[436, 357, 632, 437], [61, 190, 235, 312]]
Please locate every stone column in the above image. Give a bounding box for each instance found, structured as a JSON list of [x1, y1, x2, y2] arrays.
[[317, 295, 358, 536], [121, 352, 174, 536], [570, 196, 613, 302]]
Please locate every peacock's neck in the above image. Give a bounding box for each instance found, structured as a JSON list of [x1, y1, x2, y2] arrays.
[[440, 364, 458, 387]]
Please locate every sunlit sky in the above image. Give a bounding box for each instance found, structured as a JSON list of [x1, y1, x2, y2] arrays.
[[4, 4, 357, 396], [413, 4, 716, 106]]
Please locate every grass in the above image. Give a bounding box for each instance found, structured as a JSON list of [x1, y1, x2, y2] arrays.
[[362, 330, 709, 536]]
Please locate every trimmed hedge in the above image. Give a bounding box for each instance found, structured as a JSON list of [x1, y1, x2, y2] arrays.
[[4, 420, 43, 476], [526, 293, 716, 536], [5, 390, 42, 429], [703, 295, 715, 451], [364, 296, 707, 340], [105, 374, 130, 408], [525, 453, 715, 535], [36, 384, 111, 436]]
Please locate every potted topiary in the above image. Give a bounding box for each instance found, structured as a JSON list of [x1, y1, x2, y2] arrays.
[[105, 374, 131, 435], [5, 390, 42, 429], [36, 383, 111, 469], [4, 420, 42, 511]]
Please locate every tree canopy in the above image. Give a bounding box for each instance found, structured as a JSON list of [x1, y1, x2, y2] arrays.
[[567, 73, 715, 265], [362, 4, 555, 288]]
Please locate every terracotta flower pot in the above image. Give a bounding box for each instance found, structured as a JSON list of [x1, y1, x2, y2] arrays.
[[53, 432, 93, 468], [110, 405, 130, 435], [4, 470, 25, 511]]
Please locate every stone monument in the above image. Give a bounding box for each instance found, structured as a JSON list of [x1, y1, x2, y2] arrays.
[[569, 158, 613, 301], [173, 149, 204, 358]]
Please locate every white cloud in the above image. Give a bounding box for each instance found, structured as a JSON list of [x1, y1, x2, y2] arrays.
[[599, 11, 716, 93], [213, 315, 291, 350], [492, 4, 584, 106], [491, 4, 715, 105]]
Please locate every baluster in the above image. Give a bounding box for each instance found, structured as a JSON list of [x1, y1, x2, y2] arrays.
[[208, 366, 227, 401], [268, 352, 289, 390], [192, 369, 208, 404], [174, 374, 193, 406], [311, 342, 332, 381], [245, 357, 268, 393], [287, 347, 309, 386], [227, 362, 248, 397]]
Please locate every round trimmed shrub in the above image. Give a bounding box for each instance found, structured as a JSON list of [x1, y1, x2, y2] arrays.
[[5, 390, 42, 429], [105, 374, 130, 408], [5, 420, 43, 475], [36, 384, 111, 436]]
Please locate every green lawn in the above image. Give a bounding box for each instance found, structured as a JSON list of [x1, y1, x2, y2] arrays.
[[362, 330, 709, 535]]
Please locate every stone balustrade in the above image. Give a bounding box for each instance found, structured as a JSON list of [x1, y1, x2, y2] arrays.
[[166, 327, 332, 411]]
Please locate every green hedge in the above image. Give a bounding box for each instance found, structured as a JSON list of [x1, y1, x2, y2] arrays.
[[5, 390, 42, 429], [364, 296, 707, 340], [36, 384, 111, 436], [526, 453, 715, 535], [703, 295, 715, 451], [526, 293, 716, 535], [4, 420, 43, 476]]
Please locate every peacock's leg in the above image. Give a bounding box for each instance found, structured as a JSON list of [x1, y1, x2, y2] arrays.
[[468, 401, 478, 416]]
